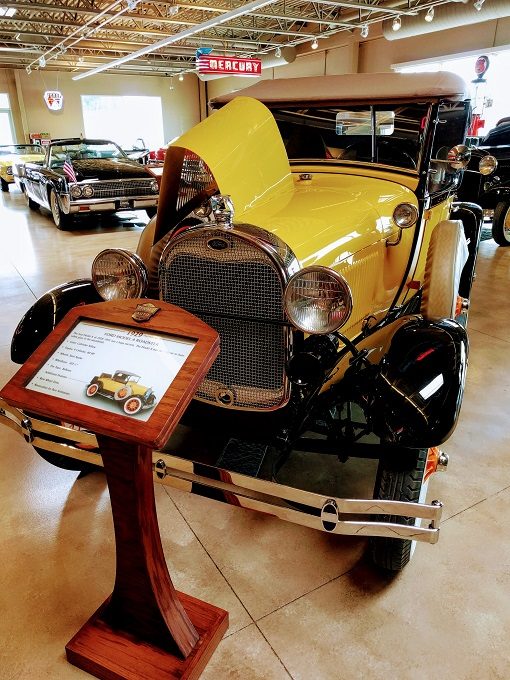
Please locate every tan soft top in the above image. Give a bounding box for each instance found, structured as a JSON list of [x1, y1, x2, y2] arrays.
[[210, 72, 468, 107]]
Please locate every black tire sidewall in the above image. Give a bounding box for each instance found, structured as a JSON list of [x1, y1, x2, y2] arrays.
[[492, 201, 510, 247]]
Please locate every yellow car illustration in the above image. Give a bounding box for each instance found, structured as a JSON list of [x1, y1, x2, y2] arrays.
[[0, 144, 45, 191], [85, 370, 156, 415]]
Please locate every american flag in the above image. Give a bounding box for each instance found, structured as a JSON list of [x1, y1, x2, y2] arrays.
[[63, 154, 77, 183]]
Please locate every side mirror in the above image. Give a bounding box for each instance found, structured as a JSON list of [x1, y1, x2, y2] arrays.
[[447, 144, 471, 170]]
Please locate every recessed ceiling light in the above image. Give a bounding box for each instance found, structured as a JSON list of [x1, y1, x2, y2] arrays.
[[425, 7, 434, 22], [392, 16, 402, 31]]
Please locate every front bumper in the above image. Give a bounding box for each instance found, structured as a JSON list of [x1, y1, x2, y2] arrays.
[[0, 397, 443, 543], [63, 195, 158, 214]]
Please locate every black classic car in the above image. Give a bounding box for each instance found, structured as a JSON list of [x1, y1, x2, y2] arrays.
[[458, 121, 510, 245], [17, 138, 159, 229]]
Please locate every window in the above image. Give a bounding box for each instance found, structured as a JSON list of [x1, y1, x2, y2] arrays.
[[81, 95, 164, 151], [0, 93, 15, 145]]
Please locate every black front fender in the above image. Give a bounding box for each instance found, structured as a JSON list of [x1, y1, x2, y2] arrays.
[[11, 279, 101, 364], [372, 317, 468, 447]]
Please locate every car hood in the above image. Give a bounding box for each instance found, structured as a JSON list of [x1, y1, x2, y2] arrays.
[[55, 158, 150, 181], [0, 153, 44, 166], [158, 96, 416, 262]]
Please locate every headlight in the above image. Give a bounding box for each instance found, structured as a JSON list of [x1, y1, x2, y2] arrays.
[[150, 179, 159, 193], [70, 184, 82, 199], [82, 184, 94, 198], [6, 165, 12, 175], [92, 249, 148, 300], [393, 203, 419, 228], [284, 266, 352, 334], [479, 154, 497, 176]]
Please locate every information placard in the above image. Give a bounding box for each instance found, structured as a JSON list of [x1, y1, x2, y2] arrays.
[[0, 299, 220, 447], [26, 321, 196, 421]]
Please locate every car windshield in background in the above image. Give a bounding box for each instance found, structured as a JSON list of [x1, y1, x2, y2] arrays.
[[49, 142, 126, 167], [272, 103, 430, 171], [0, 145, 44, 156]]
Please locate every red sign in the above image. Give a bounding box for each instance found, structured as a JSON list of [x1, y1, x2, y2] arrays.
[[474, 55, 489, 77], [44, 90, 64, 111], [196, 55, 262, 77]]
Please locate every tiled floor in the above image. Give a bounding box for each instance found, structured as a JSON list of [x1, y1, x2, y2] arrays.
[[1, 187, 509, 679]]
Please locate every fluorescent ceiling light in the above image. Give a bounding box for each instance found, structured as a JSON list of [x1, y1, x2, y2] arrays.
[[73, 0, 277, 81]]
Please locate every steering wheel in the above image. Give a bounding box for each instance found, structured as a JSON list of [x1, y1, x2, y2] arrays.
[[377, 139, 417, 169]]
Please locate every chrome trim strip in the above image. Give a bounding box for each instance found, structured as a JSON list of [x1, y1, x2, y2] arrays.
[[69, 196, 158, 211], [0, 409, 441, 543]]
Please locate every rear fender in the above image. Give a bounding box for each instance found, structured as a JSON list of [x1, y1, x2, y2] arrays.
[[11, 279, 101, 364], [372, 317, 468, 447]]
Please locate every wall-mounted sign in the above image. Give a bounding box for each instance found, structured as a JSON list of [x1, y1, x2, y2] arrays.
[[196, 55, 262, 77], [474, 55, 490, 81], [44, 90, 64, 111], [30, 132, 51, 146]]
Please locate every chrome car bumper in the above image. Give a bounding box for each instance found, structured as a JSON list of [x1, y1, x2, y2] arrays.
[[0, 397, 443, 543], [62, 195, 158, 214]]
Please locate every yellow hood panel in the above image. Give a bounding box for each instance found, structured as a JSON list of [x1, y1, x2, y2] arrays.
[[171, 97, 294, 214], [171, 97, 416, 267]]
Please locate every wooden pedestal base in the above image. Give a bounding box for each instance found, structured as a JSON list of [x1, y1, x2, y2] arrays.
[[66, 592, 228, 680]]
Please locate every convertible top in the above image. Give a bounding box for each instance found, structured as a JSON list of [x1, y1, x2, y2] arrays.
[[210, 72, 468, 107]]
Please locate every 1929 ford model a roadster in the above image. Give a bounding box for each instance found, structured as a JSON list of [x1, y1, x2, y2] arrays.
[[2, 73, 490, 571]]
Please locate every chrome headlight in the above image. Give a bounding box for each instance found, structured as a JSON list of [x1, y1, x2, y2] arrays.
[[150, 179, 159, 193], [6, 165, 12, 175], [284, 266, 352, 334], [82, 184, 94, 198], [393, 203, 419, 228], [92, 249, 148, 301], [479, 154, 497, 176], [70, 184, 82, 199]]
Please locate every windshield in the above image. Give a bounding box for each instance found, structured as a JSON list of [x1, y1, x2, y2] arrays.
[[0, 144, 44, 156], [49, 141, 126, 168], [272, 103, 430, 171]]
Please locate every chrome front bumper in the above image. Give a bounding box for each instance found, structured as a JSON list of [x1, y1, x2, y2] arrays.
[[0, 398, 443, 543], [62, 195, 158, 214]]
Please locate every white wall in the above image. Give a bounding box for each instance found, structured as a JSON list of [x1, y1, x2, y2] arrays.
[[2, 68, 201, 145]]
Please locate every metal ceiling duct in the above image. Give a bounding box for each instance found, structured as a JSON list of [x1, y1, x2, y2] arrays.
[[382, 0, 510, 40], [198, 45, 296, 80]]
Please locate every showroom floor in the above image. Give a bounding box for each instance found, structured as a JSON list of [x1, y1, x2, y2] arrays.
[[1, 187, 509, 680]]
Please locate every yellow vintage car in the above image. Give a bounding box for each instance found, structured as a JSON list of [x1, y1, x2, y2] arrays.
[[85, 369, 156, 415], [0, 144, 45, 191], [4, 72, 494, 571]]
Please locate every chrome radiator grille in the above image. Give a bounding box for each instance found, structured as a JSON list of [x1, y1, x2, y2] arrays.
[[86, 179, 155, 199], [159, 229, 289, 410]]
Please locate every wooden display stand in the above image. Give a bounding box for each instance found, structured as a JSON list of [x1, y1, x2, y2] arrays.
[[0, 299, 228, 680]]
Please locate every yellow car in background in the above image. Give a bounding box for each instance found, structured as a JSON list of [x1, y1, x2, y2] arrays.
[[0, 144, 45, 192]]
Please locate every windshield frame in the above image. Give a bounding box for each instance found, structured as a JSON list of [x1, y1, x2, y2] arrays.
[[48, 141, 127, 168], [270, 103, 432, 174]]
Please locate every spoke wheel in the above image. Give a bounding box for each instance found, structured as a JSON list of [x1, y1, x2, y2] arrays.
[[50, 188, 71, 230], [85, 383, 99, 397], [369, 448, 428, 572], [492, 201, 510, 247], [123, 396, 142, 415]]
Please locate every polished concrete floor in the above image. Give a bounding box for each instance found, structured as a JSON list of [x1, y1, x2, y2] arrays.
[[1, 187, 509, 680]]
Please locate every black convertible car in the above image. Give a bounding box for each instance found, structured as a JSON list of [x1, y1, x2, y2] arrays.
[[458, 121, 510, 246], [17, 138, 159, 229]]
